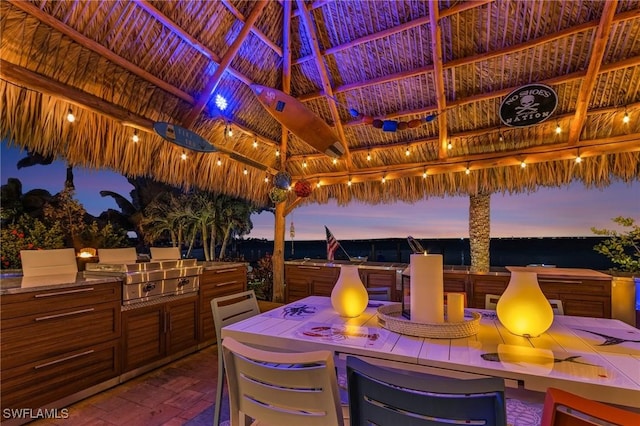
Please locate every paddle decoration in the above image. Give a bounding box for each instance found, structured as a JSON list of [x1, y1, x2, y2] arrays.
[[250, 85, 345, 159], [153, 122, 274, 173]]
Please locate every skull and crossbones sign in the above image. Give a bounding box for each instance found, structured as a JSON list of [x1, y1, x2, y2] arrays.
[[515, 95, 539, 115]]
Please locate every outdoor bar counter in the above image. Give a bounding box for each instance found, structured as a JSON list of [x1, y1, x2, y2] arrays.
[[284, 259, 614, 319]]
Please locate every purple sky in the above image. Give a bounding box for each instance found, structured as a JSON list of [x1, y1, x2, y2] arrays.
[[2, 142, 638, 240]]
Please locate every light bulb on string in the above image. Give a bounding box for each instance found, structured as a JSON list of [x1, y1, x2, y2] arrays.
[[66, 108, 75, 123], [181, 152, 187, 161], [422, 169, 427, 179], [217, 158, 222, 166], [347, 177, 352, 186], [575, 149, 582, 164], [316, 179, 321, 188], [521, 160, 527, 168], [275, 149, 280, 157], [332, 158, 337, 165], [227, 123, 233, 137], [243, 168, 248, 175], [405, 146, 410, 156], [447, 141, 452, 150], [132, 130, 139, 143], [381, 175, 386, 184], [253, 138, 258, 149], [264, 175, 269, 183], [623, 108, 630, 124], [367, 151, 371, 161], [302, 159, 307, 168], [555, 121, 562, 134], [465, 165, 471, 175]]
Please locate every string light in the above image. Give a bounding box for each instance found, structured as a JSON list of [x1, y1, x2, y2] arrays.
[[520, 160, 527, 168], [275, 149, 280, 157], [575, 149, 582, 164], [332, 158, 338, 165], [405, 146, 410, 156], [465, 165, 470, 175], [347, 177, 352, 186], [243, 168, 248, 175], [555, 121, 562, 134], [447, 141, 453, 150], [132, 130, 139, 143], [217, 157, 222, 166], [316, 179, 321, 188], [227, 123, 233, 137], [623, 108, 630, 124], [381, 175, 386, 183], [181, 152, 187, 161], [422, 168, 427, 179], [253, 138, 258, 148], [302, 159, 307, 168], [66, 108, 75, 123], [498, 131, 504, 142], [264, 175, 269, 183], [367, 151, 371, 161]]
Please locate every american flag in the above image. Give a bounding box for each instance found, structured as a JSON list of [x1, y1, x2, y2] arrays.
[[325, 226, 340, 260]]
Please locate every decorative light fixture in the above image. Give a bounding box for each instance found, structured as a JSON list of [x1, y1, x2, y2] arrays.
[[181, 152, 187, 160], [623, 107, 630, 124], [215, 94, 228, 111], [422, 169, 427, 178], [316, 179, 321, 188], [330, 265, 369, 317], [66, 108, 75, 123], [217, 157, 222, 166], [275, 149, 280, 157], [496, 271, 554, 337], [332, 158, 338, 165], [243, 168, 248, 175], [253, 138, 258, 148], [498, 129, 504, 142], [520, 160, 527, 168], [405, 146, 410, 156], [347, 177, 352, 186], [555, 121, 562, 134], [575, 150, 582, 164], [302, 159, 307, 168], [367, 151, 371, 161], [227, 123, 233, 137], [465, 165, 470, 175], [381, 175, 386, 183], [264, 175, 269, 183], [447, 141, 453, 150], [132, 130, 139, 143]]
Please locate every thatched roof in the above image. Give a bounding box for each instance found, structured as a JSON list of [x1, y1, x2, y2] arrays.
[[1, 0, 639, 207]]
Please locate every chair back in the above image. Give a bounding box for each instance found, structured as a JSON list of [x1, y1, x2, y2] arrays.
[[347, 356, 506, 426], [222, 337, 344, 426], [548, 299, 564, 315], [486, 293, 501, 310], [367, 286, 391, 301], [150, 247, 182, 260], [211, 290, 260, 347], [541, 387, 640, 426], [20, 248, 78, 277]]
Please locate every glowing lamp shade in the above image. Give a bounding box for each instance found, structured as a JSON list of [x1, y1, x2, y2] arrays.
[[496, 271, 553, 337], [331, 265, 369, 317]]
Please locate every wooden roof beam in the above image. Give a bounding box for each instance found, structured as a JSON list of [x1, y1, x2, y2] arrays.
[[182, 0, 269, 128], [567, 0, 618, 146], [293, 0, 491, 65], [298, 8, 638, 103], [134, 0, 252, 86], [8, 0, 195, 104], [221, 0, 282, 57], [429, 1, 449, 159], [290, 136, 640, 185], [296, 0, 353, 168], [0, 60, 276, 173]]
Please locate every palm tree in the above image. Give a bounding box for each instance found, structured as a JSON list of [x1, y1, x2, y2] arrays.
[[219, 198, 254, 260]]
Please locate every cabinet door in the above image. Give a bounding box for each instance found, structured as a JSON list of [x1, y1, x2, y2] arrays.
[[470, 275, 510, 309], [199, 266, 247, 343], [166, 296, 199, 354], [285, 265, 315, 302], [310, 267, 340, 297], [122, 304, 165, 372], [360, 269, 398, 301]]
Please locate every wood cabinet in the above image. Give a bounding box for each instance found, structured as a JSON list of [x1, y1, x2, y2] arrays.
[[121, 295, 198, 372], [0, 281, 121, 412], [198, 264, 247, 344], [359, 268, 400, 301]]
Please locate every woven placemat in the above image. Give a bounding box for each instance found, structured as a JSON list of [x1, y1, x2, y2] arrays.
[[377, 304, 481, 338]]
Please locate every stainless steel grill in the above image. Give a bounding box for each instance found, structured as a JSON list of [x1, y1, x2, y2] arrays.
[[84, 259, 202, 305]]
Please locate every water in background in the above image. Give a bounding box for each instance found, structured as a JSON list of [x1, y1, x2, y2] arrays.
[[193, 236, 616, 271]]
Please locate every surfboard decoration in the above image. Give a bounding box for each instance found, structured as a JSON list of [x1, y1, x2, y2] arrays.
[[250, 84, 345, 159], [153, 122, 216, 152], [154, 121, 274, 173]]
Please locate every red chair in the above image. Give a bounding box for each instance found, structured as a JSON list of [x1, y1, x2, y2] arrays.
[[541, 387, 640, 426]]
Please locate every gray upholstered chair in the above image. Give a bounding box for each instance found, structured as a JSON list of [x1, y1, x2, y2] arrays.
[[347, 356, 507, 426]]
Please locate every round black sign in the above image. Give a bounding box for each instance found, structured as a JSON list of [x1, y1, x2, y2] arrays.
[[499, 84, 558, 128]]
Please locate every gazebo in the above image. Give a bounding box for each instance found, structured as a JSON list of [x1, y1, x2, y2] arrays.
[[1, 0, 638, 302]]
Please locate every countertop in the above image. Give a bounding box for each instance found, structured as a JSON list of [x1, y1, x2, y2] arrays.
[[199, 261, 249, 270], [0, 273, 121, 295]]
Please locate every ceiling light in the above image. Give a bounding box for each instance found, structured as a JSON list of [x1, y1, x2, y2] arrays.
[[217, 158, 222, 166], [66, 108, 75, 123], [215, 94, 228, 111], [521, 161, 526, 168], [253, 139, 258, 148], [181, 152, 187, 160], [623, 108, 630, 124], [132, 131, 139, 143]]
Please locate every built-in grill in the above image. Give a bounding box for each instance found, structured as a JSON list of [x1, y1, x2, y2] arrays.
[[84, 259, 202, 306]]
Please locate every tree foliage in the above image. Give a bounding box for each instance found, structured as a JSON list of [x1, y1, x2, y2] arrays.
[[591, 216, 640, 273]]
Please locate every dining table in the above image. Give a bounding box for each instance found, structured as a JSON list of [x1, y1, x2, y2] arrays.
[[221, 295, 640, 410]]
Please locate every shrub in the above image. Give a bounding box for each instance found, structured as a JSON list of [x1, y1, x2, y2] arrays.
[[1, 215, 65, 269], [591, 216, 640, 273]]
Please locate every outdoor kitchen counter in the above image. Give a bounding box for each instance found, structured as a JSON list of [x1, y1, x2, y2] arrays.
[[0, 272, 121, 295], [199, 261, 249, 270]]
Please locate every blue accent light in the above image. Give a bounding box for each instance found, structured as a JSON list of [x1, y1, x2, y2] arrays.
[[215, 94, 228, 111]]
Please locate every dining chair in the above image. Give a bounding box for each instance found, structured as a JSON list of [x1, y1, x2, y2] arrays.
[[221, 336, 344, 426], [548, 299, 564, 315], [210, 290, 261, 426], [541, 387, 640, 425], [367, 286, 391, 301], [347, 356, 507, 426]]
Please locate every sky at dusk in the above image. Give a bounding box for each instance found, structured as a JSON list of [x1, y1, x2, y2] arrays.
[[2, 142, 638, 241]]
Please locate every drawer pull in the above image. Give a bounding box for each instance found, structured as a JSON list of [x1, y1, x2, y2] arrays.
[[297, 266, 320, 270], [35, 287, 95, 298], [35, 350, 94, 369], [35, 308, 95, 321], [216, 269, 238, 274], [178, 278, 190, 287], [538, 279, 581, 284], [216, 280, 238, 287]]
